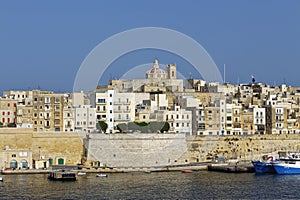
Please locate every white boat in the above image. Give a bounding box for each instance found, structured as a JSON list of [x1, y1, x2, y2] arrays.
[[78, 172, 86, 176], [273, 151, 300, 174], [96, 173, 108, 178], [0, 177, 3, 182]]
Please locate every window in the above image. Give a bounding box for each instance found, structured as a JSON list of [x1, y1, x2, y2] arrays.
[[176, 123, 179, 127], [110, 110, 112, 114], [8, 103, 10, 107], [98, 98, 105, 103], [12, 154, 16, 158], [126, 114, 129, 120], [182, 123, 184, 127], [109, 94, 112, 97]]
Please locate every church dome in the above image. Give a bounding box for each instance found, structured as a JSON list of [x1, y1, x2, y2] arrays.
[[146, 59, 166, 79]]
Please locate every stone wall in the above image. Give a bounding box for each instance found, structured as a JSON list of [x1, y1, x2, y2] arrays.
[[2, 128, 300, 168], [0, 128, 85, 167], [87, 133, 190, 167], [187, 134, 300, 162]]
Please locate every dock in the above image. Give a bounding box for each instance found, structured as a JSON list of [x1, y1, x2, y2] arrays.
[[48, 170, 77, 181], [208, 163, 255, 173]]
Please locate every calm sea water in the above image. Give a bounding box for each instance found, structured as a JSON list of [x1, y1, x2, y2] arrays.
[[0, 171, 299, 199]]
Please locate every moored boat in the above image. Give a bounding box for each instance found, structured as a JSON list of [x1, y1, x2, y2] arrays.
[[78, 172, 86, 176], [273, 152, 300, 174], [252, 161, 276, 174], [181, 170, 193, 173], [96, 173, 108, 177], [0, 177, 3, 182], [252, 154, 278, 174]]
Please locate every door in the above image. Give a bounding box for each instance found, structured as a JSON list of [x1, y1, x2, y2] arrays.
[[58, 158, 64, 165], [10, 160, 18, 169]]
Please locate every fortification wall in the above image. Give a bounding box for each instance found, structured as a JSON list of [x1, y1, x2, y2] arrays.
[[87, 133, 189, 167]]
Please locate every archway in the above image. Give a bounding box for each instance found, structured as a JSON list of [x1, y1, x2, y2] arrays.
[[20, 159, 28, 168], [10, 160, 18, 169]]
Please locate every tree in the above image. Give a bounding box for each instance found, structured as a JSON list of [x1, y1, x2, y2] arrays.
[[97, 121, 108, 133], [160, 122, 170, 133]]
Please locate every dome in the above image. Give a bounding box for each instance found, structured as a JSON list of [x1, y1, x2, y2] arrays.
[[146, 59, 166, 79]]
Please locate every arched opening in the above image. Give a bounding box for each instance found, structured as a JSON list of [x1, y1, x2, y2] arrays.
[[20, 159, 28, 168], [10, 160, 18, 169], [49, 158, 53, 166], [58, 158, 64, 165]]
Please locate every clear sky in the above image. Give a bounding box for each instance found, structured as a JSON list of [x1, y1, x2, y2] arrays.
[[1, 0, 299, 94]]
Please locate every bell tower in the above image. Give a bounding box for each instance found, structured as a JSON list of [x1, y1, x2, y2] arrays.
[[166, 64, 176, 79]]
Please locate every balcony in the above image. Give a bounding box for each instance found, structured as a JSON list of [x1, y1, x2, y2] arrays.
[[114, 101, 131, 105]]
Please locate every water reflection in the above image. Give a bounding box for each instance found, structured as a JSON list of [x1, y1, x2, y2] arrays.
[[0, 172, 300, 199]]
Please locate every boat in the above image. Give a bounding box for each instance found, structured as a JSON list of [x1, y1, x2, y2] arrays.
[[0, 177, 3, 182], [78, 172, 86, 176], [96, 173, 108, 177], [181, 170, 193, 173], [272, 152, 300, 174], [252, 154, 278, 174], [48, 170, 77, 181]]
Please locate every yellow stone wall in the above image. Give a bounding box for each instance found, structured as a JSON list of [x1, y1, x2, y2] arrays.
[[0, 128, 85, 166], [187, 134, 300, 163]]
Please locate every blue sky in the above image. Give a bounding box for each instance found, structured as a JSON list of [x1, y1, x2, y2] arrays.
[[1, 0, 299, 93]]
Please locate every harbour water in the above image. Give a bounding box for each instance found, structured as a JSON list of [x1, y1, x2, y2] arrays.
[[0, 171, 299, 199]]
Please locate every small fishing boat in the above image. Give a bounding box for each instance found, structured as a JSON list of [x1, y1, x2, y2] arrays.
[[78, 172, 86, 176], [0, 177, 3, 182], [96, 174, 108, 178], [181, 170, 193, 173]]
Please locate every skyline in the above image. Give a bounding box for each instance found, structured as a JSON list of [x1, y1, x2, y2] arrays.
[[1, 1, 300, 94]]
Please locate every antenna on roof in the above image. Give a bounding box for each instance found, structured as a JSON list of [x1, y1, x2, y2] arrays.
[[223, 64, 226, 84]]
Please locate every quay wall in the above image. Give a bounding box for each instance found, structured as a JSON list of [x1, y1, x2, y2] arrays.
[[1, 128, 300, 168], [88, 134, 300, 167]]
